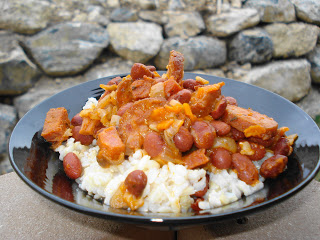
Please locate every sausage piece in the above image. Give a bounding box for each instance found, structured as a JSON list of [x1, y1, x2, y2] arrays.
[[164, 78, 182, 98], [232, 153, 259, 185], [225, 96, 237, 106], [117, 102, 134, 117], [107, 76, 122, 85], [222, 105, 278, 140], [116, 77, 133, 108], [97, 126, 125, 167], [124, 170, 148, 197], [211, 96, 227, 119], [184, 149, 210, 169], [131, 79, 152, 100], [63, 152, 82, 179], [143, 131, 165, 157], [210, 148, 232, 169], [173, 126, 194, 152], [191, 121, 216, 149], [260, 155, 288, 179], [183, 79, 201, 91], [131, 63, 153, 80]]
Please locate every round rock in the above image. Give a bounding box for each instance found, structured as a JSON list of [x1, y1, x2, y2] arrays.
[[110, 8, 138, 22], [164, 11, 205, 39], [241, 59, 311, 102], [206, 8, 260, 37], [265, 23, 319, 58], [21, 22, 110, 76], [107, 22, 163, 63], [307, 45, 320, 84], [244, 0, 296, 23], [291, 0, 320, 25], [228, 28, 273, 64], [154, 36, 226, 70]]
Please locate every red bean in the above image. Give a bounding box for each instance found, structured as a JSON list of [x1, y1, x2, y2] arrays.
[[232, 153, 259, 185], [226, 96, 238, 106], [63, 152, 82, 179], [143, 132, 165, 157], [71, 113, 83, 126], [211, 96, 227, 119], [191, 121, 216, 149], [131, 63, 153, 80], [117, 102, 134, 116], [210, 148, 232, 169], [248, 136, 274, 148], [231, 127, 245, 141], [168, 89, 192, 104], [124, 170, 148, 197], [191, 197, 204, 211], [274, 137, 290, 156], [173, 126, 194, 152], [210, 120, 231, 136], [248, 142, 266, 161], [72, 126, 94, 145], [192, 174, 210, 198], [183, 79, 201, 91], [260, 155, 288, 179]]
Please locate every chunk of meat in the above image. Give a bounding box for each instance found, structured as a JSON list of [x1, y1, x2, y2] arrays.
[[184, 149, 210, 169], [210, 96, 227, 119], [107, 76, 122, 85], [183, 79, 201, 91], [118, 98, 166, 155], [189, 82, 224, 118], [166, 50, 184, 85], [222, 105, 278, 140], [164, 78, 183, 98], [131, 79, 152, 100], [191, 121, 216, 149], [116, 77, 133, 108], [131, 63, 153, 80], [117, 102, 134, 117], [79, 117, 101, 136], [41, 107, 71, 148], [96, 126, 125, 167], [168, 89, 192, 104]]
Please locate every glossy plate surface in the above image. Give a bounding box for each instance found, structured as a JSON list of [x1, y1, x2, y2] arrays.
[[9, 73, 320, 230]]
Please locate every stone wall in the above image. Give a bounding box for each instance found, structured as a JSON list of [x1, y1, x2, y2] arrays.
[[0, 0, 320, 172]]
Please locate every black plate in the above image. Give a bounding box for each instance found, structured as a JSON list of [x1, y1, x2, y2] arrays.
[[9, 73, 320, 230]]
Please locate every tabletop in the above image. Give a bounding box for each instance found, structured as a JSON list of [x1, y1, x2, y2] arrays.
[[0, 172, 319, 240]]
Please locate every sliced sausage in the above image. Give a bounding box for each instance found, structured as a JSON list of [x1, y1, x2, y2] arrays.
[[72, 126, 94, 145], [260, 155, 288, 179], [164, 78, 183, 98], [116, 77, 133, 108], [211, 96, 227, 119], [131, 79, 152, 100], [210, 148, 232, 169], [117, 102, 134, 117], [191, 121, 216, 149], [210, 120, 231, 136], [166, 50, 184, 85], [173, 126, 194, 152], [124, 170, 148, 197], [97, 126, 125, 167], [144, 131, 165, 157], [63, 152, 82, 179], [168, 89, 192, 104], [232, 153, 259, 185], [131, 63, 153, 80], [225, 96, 237, 106], [107, 76, 122, 85], [230, 127, 245, 141], [184, 149, 210, 169], [222, 105, 278, 140]]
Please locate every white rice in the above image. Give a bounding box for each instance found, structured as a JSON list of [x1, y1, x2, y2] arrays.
[[54, 97, 270, 213]]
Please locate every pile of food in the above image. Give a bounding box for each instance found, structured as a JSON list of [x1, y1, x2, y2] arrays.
[[41, 50, 297, 213]]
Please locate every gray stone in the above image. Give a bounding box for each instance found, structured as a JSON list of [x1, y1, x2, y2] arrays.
[[291, 0, 320, 25], [107, 22, 163, 63], [164, 11, 205, 39], [240, 59, 311, 102], [206, 8, 260, 37], [296, 85, 320, 120], [265, 23, 319, 58], [154, 36, 226, 70], [228, 28, 273, 64], [21, 22, 109, 76], [0, 0, 54, 34], [0, 103, 17, 154], [110, 8, 138, 22], [307, 45, 320, 83], [14, 75, 87, 119], [244, 0, 296, 23], [138, 11, 169, 25], [0, 31, 41, 95]]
